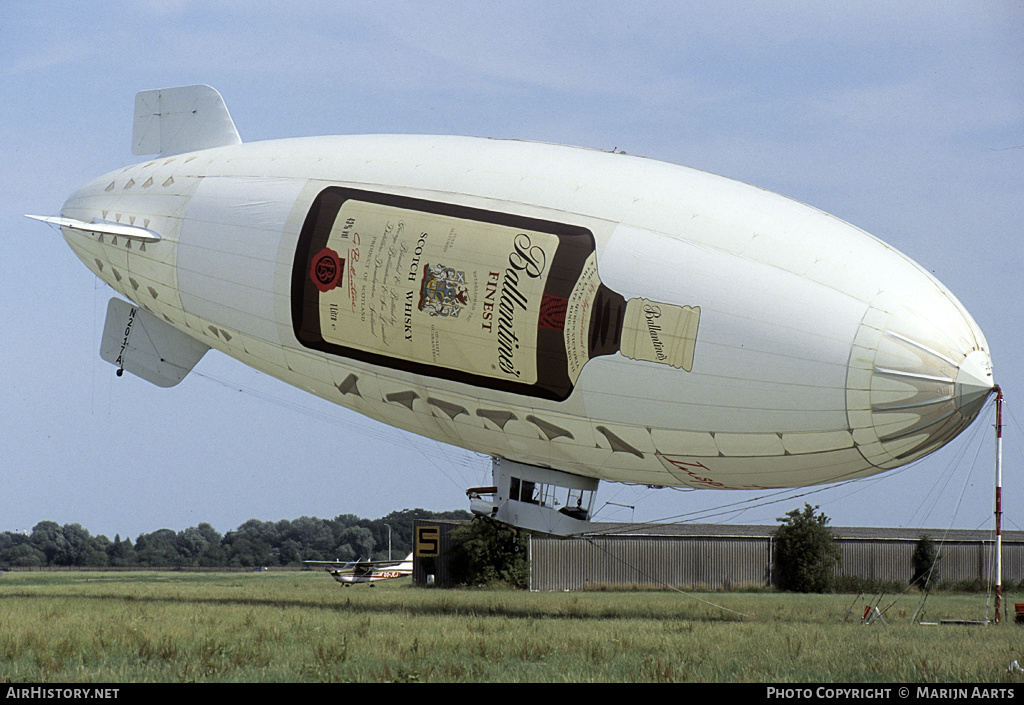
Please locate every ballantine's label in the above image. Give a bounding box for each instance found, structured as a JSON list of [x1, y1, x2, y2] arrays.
[[310, 197, 557, 385]]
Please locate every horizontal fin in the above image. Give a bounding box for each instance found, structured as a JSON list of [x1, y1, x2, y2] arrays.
[[26, 215, 161, 242]]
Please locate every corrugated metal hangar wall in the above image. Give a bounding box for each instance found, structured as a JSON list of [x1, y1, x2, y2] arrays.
[[531, 534, 769, 591], [413, 521, 1023, 591]]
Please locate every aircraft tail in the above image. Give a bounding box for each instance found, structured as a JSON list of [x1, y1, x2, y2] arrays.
[[132, 84, 241, 157]]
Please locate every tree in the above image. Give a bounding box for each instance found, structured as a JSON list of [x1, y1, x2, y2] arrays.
[[29, 521, 67, 565], [107, 534, 136, 567], [334, 526, 375, 562], [773, 504, 842, 593], [0, 532, 45, 567], [447, 519, 529, 588], [194, 523, 228, 566], [59, 523, 94, 566], [80, 534, 111, 567], [175, 526, 216, 567], [286, 516, 335, 559], [27, 522, 102, 566], [911, 534, 939, 591], [134, 529, 182, 566]]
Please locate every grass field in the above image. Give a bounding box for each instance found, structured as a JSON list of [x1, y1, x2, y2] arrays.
[[1, 570, 1022, 683]]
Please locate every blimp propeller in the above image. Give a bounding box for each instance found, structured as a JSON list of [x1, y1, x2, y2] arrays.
[[28, 85, 995, 536]]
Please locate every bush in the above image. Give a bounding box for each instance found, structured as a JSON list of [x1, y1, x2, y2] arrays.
[[910, 534, 940, 591], [447, 519, 530, 588], [773, 504, 842, 593]]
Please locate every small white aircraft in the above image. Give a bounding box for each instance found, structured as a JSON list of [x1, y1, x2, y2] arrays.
[[305, 553, 414, 586]]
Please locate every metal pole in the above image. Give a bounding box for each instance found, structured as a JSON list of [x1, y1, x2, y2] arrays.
[[995, 386, 1003, 625]]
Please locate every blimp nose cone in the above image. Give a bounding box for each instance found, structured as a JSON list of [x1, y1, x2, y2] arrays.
[[956, 349, 995, 412], [848, 289, 993, 470]]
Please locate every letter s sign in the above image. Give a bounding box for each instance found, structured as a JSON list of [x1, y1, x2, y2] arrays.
[[416, 525, 440, 557]]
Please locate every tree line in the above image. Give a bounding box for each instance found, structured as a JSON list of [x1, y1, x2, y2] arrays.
[[0, 509, 471, 569]]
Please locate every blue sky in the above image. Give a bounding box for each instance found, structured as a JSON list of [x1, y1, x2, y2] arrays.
[[2, 1, 1022, 540]]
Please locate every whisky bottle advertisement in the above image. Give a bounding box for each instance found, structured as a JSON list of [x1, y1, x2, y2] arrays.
[[292, 187, 699, 402]]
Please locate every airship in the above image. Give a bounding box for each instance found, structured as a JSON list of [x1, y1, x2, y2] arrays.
[[29, 85, 994, 535]]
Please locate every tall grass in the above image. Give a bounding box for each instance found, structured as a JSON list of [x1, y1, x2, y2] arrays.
[[1, 571, 1022, 682]]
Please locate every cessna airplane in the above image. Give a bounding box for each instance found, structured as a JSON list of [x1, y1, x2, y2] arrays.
[[305, 553, 414, 586]]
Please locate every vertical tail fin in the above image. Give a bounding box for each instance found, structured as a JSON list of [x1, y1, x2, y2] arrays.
[[132, 84, 241, 157]]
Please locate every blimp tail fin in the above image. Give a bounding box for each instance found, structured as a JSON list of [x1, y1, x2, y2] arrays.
[[100, 298, 210, 388], [132, 85, 241, 157]]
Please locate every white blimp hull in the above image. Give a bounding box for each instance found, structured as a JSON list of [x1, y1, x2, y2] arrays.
[[35, 86, 993, 509]]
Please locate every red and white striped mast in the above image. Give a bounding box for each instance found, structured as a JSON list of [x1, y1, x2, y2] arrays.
[[994, 385, 1004, 624]]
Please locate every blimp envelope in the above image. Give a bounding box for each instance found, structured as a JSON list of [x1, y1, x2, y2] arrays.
[[29, 85, 995, 533]]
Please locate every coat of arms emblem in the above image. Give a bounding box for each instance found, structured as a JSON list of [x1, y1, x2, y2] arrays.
[[418, 263, 470, 318]]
